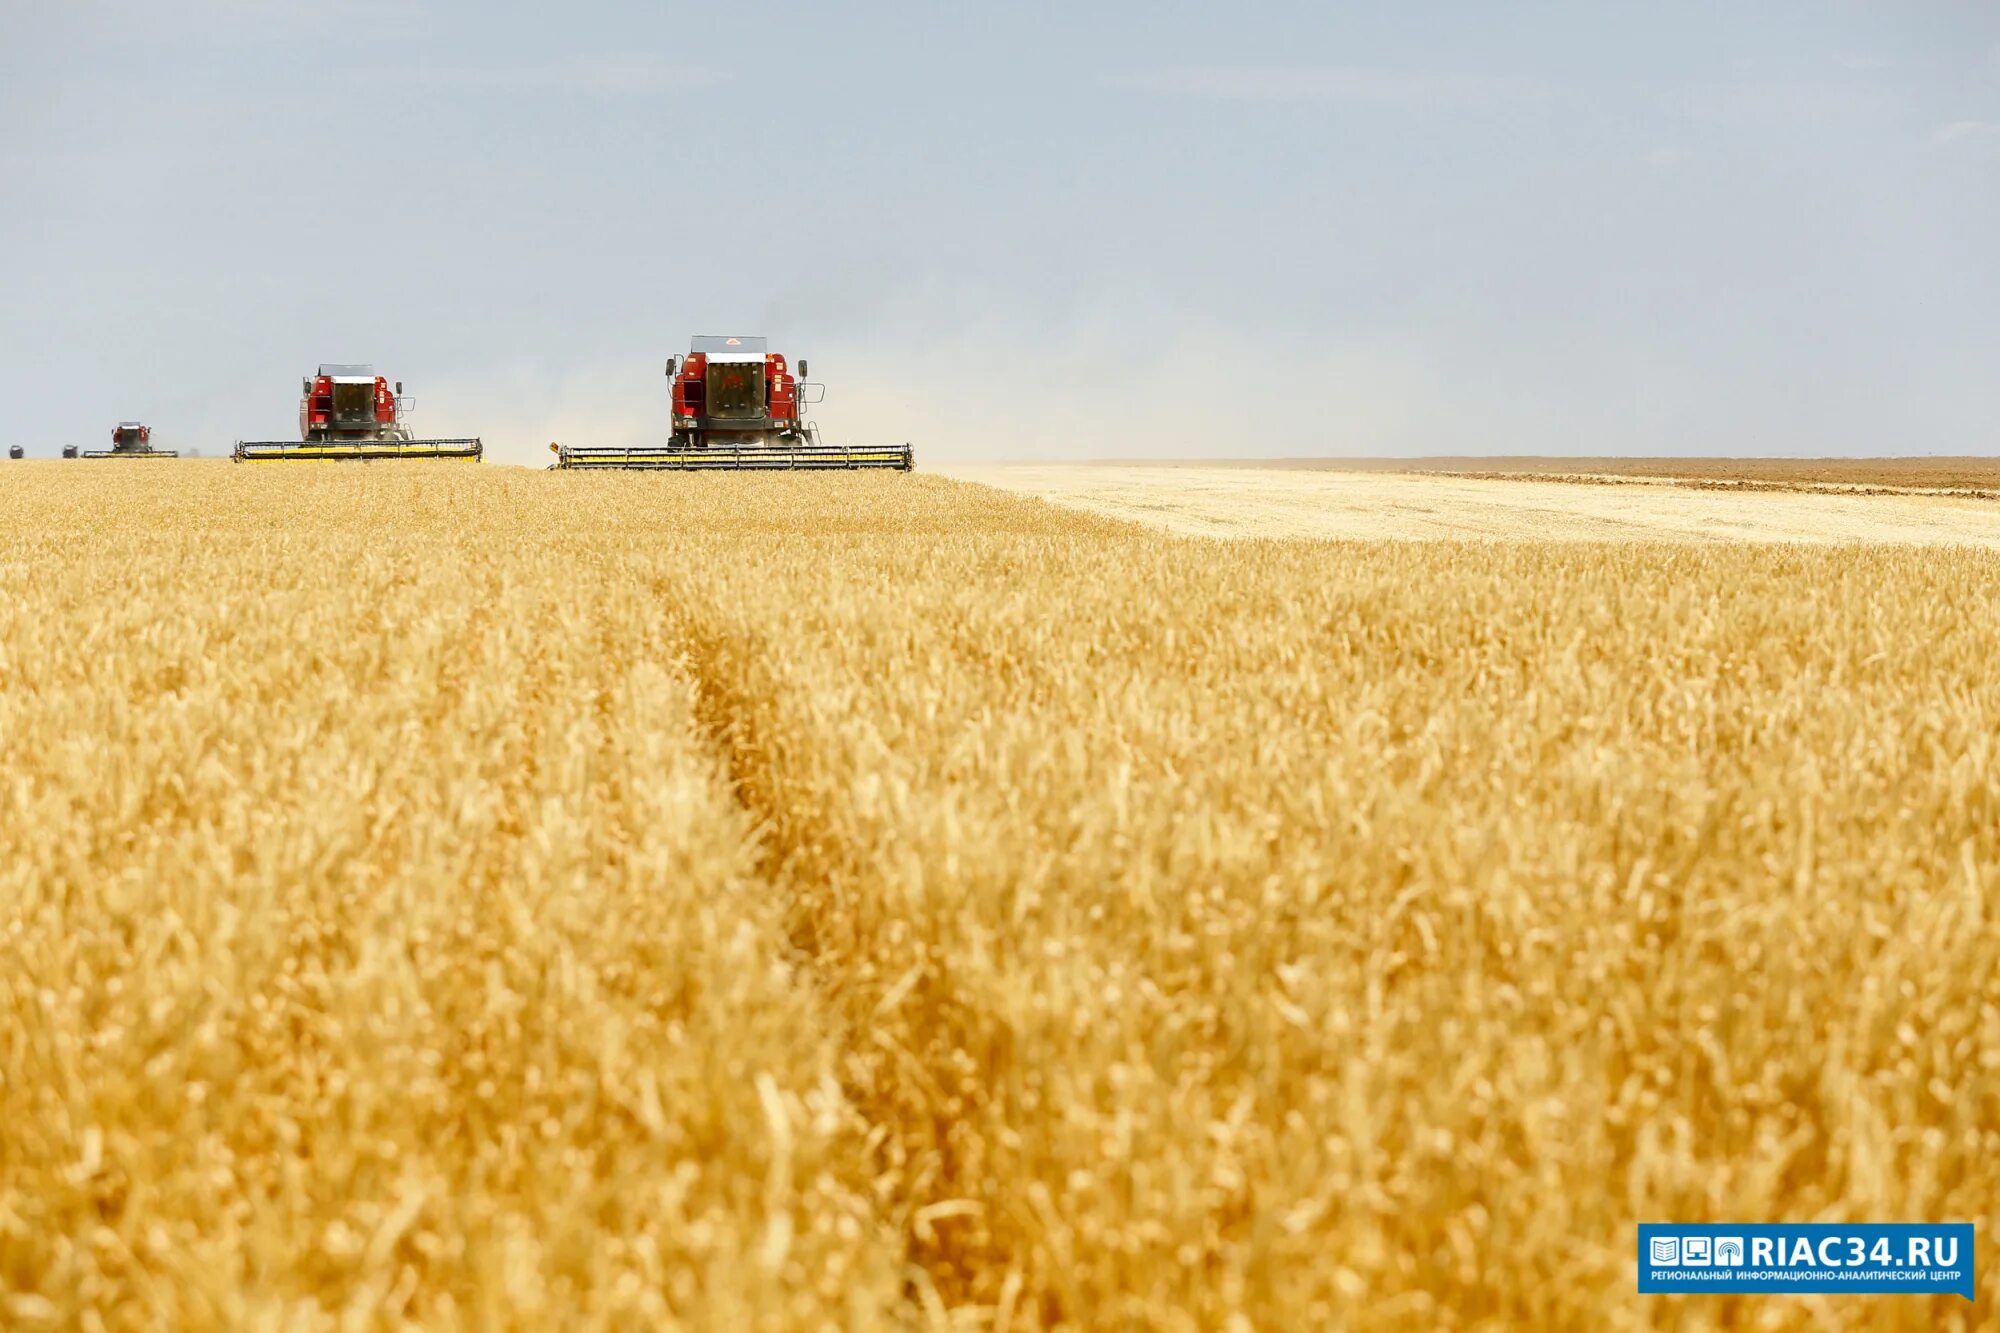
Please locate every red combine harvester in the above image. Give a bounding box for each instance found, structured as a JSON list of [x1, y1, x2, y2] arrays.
[[233, 365, 480, 461], [83, 421, 176, 459], [551, 335, 912, 470]]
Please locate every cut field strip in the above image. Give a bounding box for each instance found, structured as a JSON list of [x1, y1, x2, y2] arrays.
[[949, 463, 2000, 545]]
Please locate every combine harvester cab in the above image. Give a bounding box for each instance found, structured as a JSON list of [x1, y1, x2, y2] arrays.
[[7, 446, 21, 460], [62, 446, 78, 459], [83, 422, 177, 459], [552, 336, 913, 471], [234, 365, 481, 462]]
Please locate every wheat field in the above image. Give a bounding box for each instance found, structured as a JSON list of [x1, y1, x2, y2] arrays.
[[2, 462, 1995, 1330]]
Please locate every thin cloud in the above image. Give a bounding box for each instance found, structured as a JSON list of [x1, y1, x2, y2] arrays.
[[1670, 81, 1899, 126], [381, 56, 724, 94], [87, 0, 419, 41], [1932, 120, 2000, 145], [1102, 66, 1549, 111]]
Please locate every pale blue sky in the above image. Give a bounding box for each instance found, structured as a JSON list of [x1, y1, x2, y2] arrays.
[[3, 1, 1996, 462]]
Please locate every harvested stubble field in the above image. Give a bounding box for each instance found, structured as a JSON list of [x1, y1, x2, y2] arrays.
[[1154, 456, 2000, 492], [2, 461, 1997, 1331], [949, 463, 2000, 544]]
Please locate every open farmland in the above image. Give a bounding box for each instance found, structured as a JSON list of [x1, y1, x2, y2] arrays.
[[1205, 456, 2000, 491], [3, 462, 1998, 1330], [948, 463, 2000, 543]]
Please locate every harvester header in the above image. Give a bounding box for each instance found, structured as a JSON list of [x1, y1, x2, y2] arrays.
[[552, 335, 912, 471], [234, 366, 480, 462]]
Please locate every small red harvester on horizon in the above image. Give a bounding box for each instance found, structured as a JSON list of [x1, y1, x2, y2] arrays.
[[550, 335, 913, 471], [233, 365, 481, 461], [83, 422, 176, 459]]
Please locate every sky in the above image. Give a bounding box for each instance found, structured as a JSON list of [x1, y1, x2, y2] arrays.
[[2, 0, 1996, 464]]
